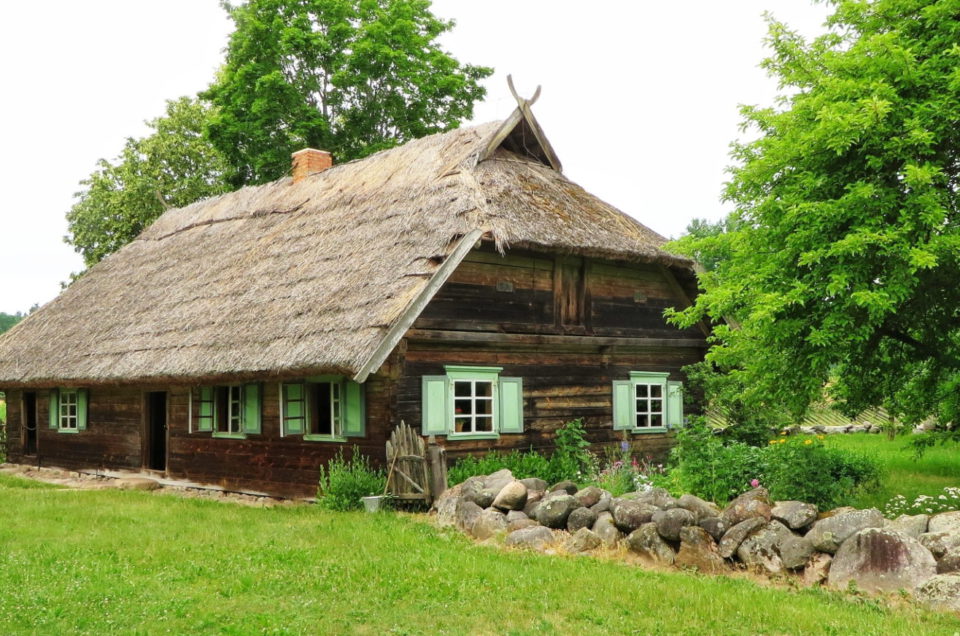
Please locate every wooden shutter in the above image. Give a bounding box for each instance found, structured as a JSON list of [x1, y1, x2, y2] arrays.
[[77, 389, 89, 431], [48, 389, 59, 429], [196, 387, 214, 432], [667, 381, 684, 429], [242, 384, 261, 435], [498, 377, 524, 434], [342, 380, 366, 437], [612, 380, 634, 430], [421, 376, 450, 435], [282, 383, 305, 435]]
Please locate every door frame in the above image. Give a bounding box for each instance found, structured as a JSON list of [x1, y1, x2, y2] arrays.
[[142, 391, 169, 472], [21, 391, 38, 456]]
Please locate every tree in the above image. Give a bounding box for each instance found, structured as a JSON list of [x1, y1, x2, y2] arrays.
[[0, 312, 24, 335], [66, 97, 230, 267], [669, 1, 960, 431], [205, 0, 492, 187]]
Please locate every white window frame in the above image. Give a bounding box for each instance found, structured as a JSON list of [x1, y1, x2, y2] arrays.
[[59, 390, 79, 431], [452, 378, 496, 434], [446, 366, 501, 439], [280, 377, 347, 441], [633, 381, 665, 429]]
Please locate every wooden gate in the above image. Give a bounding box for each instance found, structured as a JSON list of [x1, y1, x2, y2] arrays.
[[385, 421, 446, 505]]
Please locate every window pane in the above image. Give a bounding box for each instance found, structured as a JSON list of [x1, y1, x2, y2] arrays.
[[636, 414, 649, 428], [454, 381, 471, 397], [475, 416, 493, 432], [475, 382, 493, 397], [636, 399, 649, 414], [454, 416, 470, 433], [454, 399, 473, 416], [650, 385, 663, 398], [650, 414, 663, 427], [650, 398, 663, 414], [475, 399, 493, 415], [636, 384, 648, 398]]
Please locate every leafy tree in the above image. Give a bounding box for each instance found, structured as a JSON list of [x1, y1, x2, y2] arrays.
[[669, 1, 960, 433], [66, 97, 230, 267], [0, 312, 24, 335], [205, 0, 492, 187]]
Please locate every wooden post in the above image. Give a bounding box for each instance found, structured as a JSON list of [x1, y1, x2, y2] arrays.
[[427, 435, 447, 501]]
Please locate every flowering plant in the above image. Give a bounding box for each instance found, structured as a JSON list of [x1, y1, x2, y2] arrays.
[[884, 487, 960, 517]]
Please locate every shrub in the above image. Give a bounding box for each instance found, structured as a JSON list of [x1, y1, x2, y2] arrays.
[[447, 449, 551, 486], [548, 418, 591, 483], [884, 487, 960, 517], [317, 447, 386, 511], [588, 442, 669, 496], [672, 420, 766, 503]]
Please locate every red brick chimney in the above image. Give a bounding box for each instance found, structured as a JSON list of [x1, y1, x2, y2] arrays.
[[291, 148, 332, 183]]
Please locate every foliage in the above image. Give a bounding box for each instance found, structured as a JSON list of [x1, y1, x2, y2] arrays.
[[885, 487, 960, 517], [447, 448, 551, 486], [66, 97, 230, 267], [0, 398, 5, 464], [550, 418, 592, 483], [0, 312, 24, 335], [667, 0, 960, 432], [316, 446, 385, 510], [586, 442, 670, 496], [204, 0, 492, 187], [671, 419, 768, 504], [1, 479, 956, 633]]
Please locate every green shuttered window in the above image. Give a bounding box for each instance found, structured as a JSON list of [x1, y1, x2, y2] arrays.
[[613, 372, 684, 433], [49, 388, 88, 433], [191, 384, 261, 438], [280, 377, 365, 441], [421, 366, 524, 438]]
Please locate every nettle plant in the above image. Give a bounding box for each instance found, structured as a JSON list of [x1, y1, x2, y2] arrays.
[[885, 487, 960, 517]]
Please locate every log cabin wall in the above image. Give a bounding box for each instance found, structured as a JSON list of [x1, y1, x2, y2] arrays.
[[400, 244, 707, 460]]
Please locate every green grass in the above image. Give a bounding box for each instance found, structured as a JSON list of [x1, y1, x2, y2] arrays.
[[0, 475, 957, 634], [823, 433, 960, 510]]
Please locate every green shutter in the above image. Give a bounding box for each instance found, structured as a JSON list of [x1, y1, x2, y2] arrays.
[[197, 387, 214, 432], [612, 380, 633, 430], [343, 381, 366, 437], [421, 375, 450, 435], [243, 384, 261, 434], [282, 383, 305, 435], [77, 389, 89, 431], [49, 389, 59, 429], [498, 377, 524, 433], [667, 381, 683, 429]]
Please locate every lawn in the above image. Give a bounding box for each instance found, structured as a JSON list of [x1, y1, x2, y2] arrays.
[[823, 433, 960, 511], [0, 474, 958, 634]]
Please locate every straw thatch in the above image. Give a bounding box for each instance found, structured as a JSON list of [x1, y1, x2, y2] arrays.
[[0, 108, 691, 388]]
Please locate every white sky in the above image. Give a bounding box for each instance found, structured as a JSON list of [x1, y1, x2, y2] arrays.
[[0, 1, 831, 315]]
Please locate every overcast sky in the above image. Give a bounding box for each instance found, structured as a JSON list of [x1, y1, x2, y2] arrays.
[[0, 1, 831, 315]]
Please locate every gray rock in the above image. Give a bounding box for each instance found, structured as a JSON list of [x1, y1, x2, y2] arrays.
[[565, 527, 603, 554], [803, 552, 833, 586], [633, 487, 678, 510], [611, 499, 660, 533], [505, 510, 528, 523], [433, 484, 463, 527], [780, 534, 815, 570], [937, 547, 960, 574], [919, 532, 960, 560], [592, 511, 624, 548], [519, 477, 547, 492], [675, 526, 726, 573], [471, 508, 508, 540], [507, 518, 540, 532], [771, 501, 818, 530], [573, 486, 604, 508], [828, 528, 937, 593], [549, 480, 578, 495], [915, 574, 960, 612], [887, 514, 929, 539], [929, 510, 960, 535], [591, 491, 613, 514], [474, 488, 496, 509], [721, 488, 772, 527], [492, 480, 528, 511], [484, 468, 514, 494], [699, 516, 728, 542], [677, 494, 721, 522], [459, 476, 485, 503], [652, 507, 696, 542], [456, 500, 484, 533], [737, 521, 791, 574], [567, 506, 598, 533], [806, 508, 885, 554], [537, 494, 578, 529], [718, 517, 767, 559], [505, 526, 556, 551], [522, 491, 544, 517], [626, 522, 676, 565]]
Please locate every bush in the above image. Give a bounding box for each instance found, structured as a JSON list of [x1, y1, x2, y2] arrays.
[[317, 447, 386, 511], [672, 420, 766, 503], [587, 442, 670, 496]]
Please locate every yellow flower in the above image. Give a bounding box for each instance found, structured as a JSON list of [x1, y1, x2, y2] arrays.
[[779, 439, 787, 444], [817, 435, 825, 440], [804, 439, 813, 445], [768, 440, 776, 445]]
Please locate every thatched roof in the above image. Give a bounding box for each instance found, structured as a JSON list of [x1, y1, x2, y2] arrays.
[[0, 107, 691, 388]]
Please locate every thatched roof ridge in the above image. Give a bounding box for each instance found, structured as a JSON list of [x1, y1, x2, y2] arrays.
[[0, 111, 690, 387]]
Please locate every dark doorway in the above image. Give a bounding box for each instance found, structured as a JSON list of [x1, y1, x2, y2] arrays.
[[146, 392, 167, 471], [23, 392, 37, 455]]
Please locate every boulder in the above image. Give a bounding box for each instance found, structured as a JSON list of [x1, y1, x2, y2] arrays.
[[652, 507, 696, 542], [549, 480, 578, 495], [677, 494, 721, 522], [592, 512, 624, 548], [915, 574, 960, 612], [591, 490, 613, 514], [806, 508, 885, 554], [474, 489, 496, 509], [828, 528, 937, 593], [937, 546, 960, 574], [484, 469, 514, 495], [718, 517, 767, 559], [456, 500, 484, 533], [819, 506, 856, 519], [633, 487, 678, 510], [459, 476, 485, 503], [565, 528, 603, 554], [699, 516, 728, 543], [115, 477, 160, 491], [928, 510, 960, 535], [573, 486, 604, 508], [887, 514, 929, 539], [471, 508, 508, 540], [507, 518, 540, 532], [802, 552, 833, 587], [537, 494, 579, 529], [567, 506, 598, 533], [721, 488, 773, 526], [780, 534, 815, 570], [434, 484, 463, 527], [771, 501, 818, 530], [522, 491, 544, 517], [737, 521, 792, 574], [675, 526, 726, 573], [519, 477, 548, 492], [492, 480, 528, 511], [505, 526, 556, 551], [611, 499, 659, 533], [505, 510, 528, 523], [917, 532, 960, 560], [626, 523, 676, 565]]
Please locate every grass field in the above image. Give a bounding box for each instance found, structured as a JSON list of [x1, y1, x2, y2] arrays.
[[823, 433, 960, 510], [0, 473, 958, 634]]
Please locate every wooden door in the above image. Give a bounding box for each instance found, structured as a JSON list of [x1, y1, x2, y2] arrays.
[[145, 392, 167, 471]]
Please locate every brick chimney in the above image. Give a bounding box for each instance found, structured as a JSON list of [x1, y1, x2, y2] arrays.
[[291, 148, 332, 183]]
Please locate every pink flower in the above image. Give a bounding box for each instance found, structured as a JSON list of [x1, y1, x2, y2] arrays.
[[750, 479, 760, 488]]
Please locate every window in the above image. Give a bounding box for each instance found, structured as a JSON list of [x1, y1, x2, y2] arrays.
[[613, 372, 683, 433], [48, 388, 88, 432], [190, 384, 261, 437], [280, 377, 365, 440], [422, 366, 524, 438]]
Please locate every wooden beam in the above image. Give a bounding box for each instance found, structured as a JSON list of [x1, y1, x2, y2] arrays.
[[405, 328, 707, 349], [658, 265, 711, 338]]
